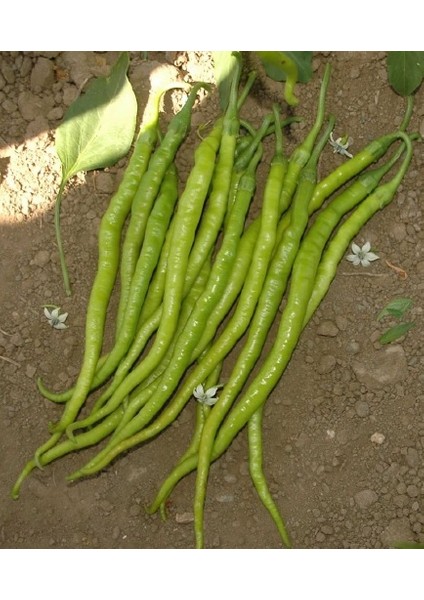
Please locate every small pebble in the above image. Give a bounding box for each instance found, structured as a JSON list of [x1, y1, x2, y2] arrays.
[[346, 340, 361, 355], [335, 316, 348, 331], [32, 249, 50, 268], [406, 485, 419, 498], [389, 222, 407, 242], [47, 106, 64, 121], [355, 400, 370, 417], [30, 57, 55, 90], [354, 489, 378, 509], [370, 432, 385, 445], [175, 512, 194, 524], [337, 430, 349, 445], [317, 354, 337, 374], [25, 364, 37, 378], [317, 320, 339, 337], [215, 493, 234, 503], [129, 504, 141, 517], [393, 494, 407, 508], [10, 332, 23, 347], [1, 62, 16, 84], [405, 447, 420, 468], [321, 525, 334, 535], [396, 482, 407, 494], [412, 522, 422, 534]]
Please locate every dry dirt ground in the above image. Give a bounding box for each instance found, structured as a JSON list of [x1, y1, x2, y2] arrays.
[[1, 51, 423, 550]]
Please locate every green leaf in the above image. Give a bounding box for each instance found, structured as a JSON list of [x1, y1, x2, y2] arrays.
[[256, 51, 313, 83], [53, 52, 137, 296], [379, 322, 415, 345], [377, 297, 413, 321], [55, 51, 137, 183], [212, 51, 239, 111], [387, 51, 424, 96]]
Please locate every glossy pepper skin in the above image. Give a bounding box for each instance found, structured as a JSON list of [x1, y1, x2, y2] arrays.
[[76, 82, 208, 399], [191, 113, 335, 548], [63, 56, 245, 479], [151, 123, 414, 548], [27, 83, 208, 475], [214, 133, 413, 473]]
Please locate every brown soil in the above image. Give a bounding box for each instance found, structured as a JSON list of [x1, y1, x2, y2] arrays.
[[1, 51, 423, 549]]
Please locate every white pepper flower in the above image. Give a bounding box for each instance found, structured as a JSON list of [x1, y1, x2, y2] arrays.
[[193, 383, 222, 406], [329, 132, 353, 158], [44, 307, 68, 330], [346, 242, 379, 267]]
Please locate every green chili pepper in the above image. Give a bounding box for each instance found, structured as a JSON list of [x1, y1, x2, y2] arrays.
[[214, 133, 414, 485], [136, 219, 175, 326], [310, 130, 408, 215], [66, 139, 262, 476], [248, 406, 292, 547], [304, 133, 414, 324], [26, 82, 208, 470], [191, 114, 335, 548], [66, 249, 213, 438], [71, 82, 208, 398], [34, 81, 183, 406], [83, 60, 240, 416], [146, 132, 414, 544], [108, 145, 263, 439], [66, 104, 287, 482], [11, 406, 125, 499], [145, 134, 413, 521], [238, 135, 412, 544], [277, 63, 331, 216], [157, 359, 222, 520]]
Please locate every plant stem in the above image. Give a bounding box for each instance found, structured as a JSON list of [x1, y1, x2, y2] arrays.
[[400, 95, 414, 132], [54, 180, 71, 296]]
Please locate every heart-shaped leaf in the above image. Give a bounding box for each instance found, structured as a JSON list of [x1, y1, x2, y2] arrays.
[[56, 51, 137, 183], [387, 51, 424, 96], [53, 52, 137, 295]]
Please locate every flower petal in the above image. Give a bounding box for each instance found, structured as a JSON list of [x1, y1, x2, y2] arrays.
[[193, 385, 204, 399], [205, 385, 220, 397], [51, 307, 60, 319], [366, 252, 379, 262], [203, 396, 218, 407], [53, 322, 68, 330], [351, 242, 361, 255], [44, 307, 52, 319], [362, 241, 371, 253], [57, 312, 68, 322], [346, 254, 360, 265]]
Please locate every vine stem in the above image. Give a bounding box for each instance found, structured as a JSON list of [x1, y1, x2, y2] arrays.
[[54, 179, 71, 296]]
